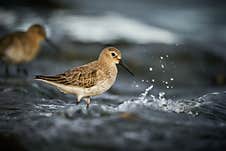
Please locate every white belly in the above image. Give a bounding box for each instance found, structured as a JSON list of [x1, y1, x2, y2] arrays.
[[83, 77, 116, 97], [36, 76, 116, 98]]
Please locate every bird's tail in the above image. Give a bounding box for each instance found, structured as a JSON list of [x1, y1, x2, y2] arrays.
[[34, 75, 68, 94]]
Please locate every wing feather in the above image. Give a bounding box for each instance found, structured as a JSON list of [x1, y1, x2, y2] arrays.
[[0, 32, 26, 57], [36, 61, 102, 88]]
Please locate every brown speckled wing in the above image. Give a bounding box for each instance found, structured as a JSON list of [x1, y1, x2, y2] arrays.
[[62, 65, 99, 88], [36, 62, 102, 88]]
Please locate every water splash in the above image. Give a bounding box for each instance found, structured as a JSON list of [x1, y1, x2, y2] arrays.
[[115, 85, 201, 115], [137, 85, 154, 101]]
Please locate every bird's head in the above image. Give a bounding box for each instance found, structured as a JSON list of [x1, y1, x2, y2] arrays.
[[99, 47, 134, 76], [27, 24, 46, 41], [27, 24, 61, 52], [99, 47, 122, 64]]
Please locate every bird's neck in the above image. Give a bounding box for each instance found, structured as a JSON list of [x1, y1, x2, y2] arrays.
[[23, 32, 42, 60], [98, 58, 118, 76], [98, 57, 114, 67], [26, 32, 42, 44]]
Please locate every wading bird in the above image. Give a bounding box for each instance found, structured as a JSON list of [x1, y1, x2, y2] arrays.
[[35, 47, 134, 108], [0, 24, 59, 75]]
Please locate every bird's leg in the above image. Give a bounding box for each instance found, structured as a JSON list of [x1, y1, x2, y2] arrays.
[[16, 65, 21, 74], [76, 95, 82, 105], [17, 64, 28, 76], [21, 64, 28, 76], [84, 97, 91, 109], [4, 63, 9, 76], [0, 61, 9, 76], [22, 67, 28, 76]]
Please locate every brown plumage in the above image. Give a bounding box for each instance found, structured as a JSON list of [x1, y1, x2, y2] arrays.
[[0, 24, 46, 64], [36, 61, 100, 88], [35, 47, 134, 108]]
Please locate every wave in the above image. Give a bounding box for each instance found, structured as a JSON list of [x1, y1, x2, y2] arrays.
[[50, 12, 178, 44]]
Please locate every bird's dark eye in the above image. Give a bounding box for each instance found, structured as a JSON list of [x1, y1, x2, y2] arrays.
[[111, 52, 116, 57]]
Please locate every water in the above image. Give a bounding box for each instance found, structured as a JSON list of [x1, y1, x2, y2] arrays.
[[0, 78, 226, 151], [1, 0, 226, 151]]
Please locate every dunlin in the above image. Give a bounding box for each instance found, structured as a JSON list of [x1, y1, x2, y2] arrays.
[[35, 47, 134, 108], [0, 24, 59, 75]]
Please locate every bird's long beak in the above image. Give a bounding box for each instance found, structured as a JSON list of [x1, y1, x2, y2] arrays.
[[119, 60, 135, 77], [45, 38, 61, 52]]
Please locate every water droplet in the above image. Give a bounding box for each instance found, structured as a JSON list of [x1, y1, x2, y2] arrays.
[[166, 55, 169, 58], [158, 92, 166, 101], [135, 84, 139, 88], [188, 111, 193, 115], [166, 86, 169, 89], [152, 79, 155, 82], [170, 78, 174, 81], [149, 67, 153, 71], [161, 64, 165, 68], [160, 56, 163, 60]]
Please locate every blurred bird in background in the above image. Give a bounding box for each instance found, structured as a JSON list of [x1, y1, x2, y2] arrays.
[[0, 24, 59, 75]]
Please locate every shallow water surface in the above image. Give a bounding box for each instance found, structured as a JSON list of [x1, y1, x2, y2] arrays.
[[0, 76, 226, 151]]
